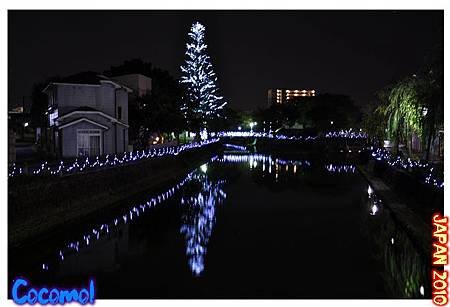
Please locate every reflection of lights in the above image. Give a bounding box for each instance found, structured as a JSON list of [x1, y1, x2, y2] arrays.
[[368, 185, 373, 197], [325, 164, 356, 173], [41, 163, 211, 272], [200, 164, 207, 173], [10, 129, 372, 178], [370, 204, 378, 216], [180, 171, 227, 276], [200, 129, 208, 140], [367, 184, 382, 217], [218, 154, 314, 178], [420, 285, 424, 296], [224, 143, 247, 151]]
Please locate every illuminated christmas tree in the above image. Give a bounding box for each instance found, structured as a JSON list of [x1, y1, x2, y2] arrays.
[[180, 22, 226, 135]]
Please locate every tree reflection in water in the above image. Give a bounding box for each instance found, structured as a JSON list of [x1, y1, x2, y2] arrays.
[[180, 164, 227, 276], [363, 185, 430, 298]]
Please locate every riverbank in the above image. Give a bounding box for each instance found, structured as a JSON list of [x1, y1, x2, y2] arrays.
[[9, 142, 221, 249], [357, 162, 433, 258]]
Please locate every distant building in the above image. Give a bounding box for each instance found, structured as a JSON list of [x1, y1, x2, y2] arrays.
[[8, 104, 32, 142], [9, 106, 24, 114], [267, 88, 316, 106], [42, 72, 132, 158], [111, 74, 152, 98]]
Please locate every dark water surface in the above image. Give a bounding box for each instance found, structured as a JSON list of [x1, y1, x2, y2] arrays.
[[9, 152, 430, 299]]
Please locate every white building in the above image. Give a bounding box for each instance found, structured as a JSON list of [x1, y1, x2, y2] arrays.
[[43, 72, 133, 157]]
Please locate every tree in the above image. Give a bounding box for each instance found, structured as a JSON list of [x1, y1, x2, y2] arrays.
[[104, 59, 186, 148], [371, 45, 443, 161], [30, 82, 49, 130], [208, 106, 241, 132], [180, 22, 227, 135], [104, 58, 153, 78], [262, 94, 361, 133], [362, 106, 386, 146], [418, 44, 443, 161], [377, 77, 423, 155]]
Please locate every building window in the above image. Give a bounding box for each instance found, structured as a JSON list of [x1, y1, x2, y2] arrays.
[[117, 106, 122, 120], [49, 109, 58, 126], [77, 129, 101, 157]]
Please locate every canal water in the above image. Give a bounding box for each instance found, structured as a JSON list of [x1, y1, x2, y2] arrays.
[[9, 151, 430, 299]]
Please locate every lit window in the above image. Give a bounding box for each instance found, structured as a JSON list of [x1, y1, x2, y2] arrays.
[[77, 129, 101, 157]]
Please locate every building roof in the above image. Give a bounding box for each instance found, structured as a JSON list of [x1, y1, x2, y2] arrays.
[[42, 72, 133, 93], [58, 71, 107, 85], [58, 117, 109, 130], [58, 108, 129, 128]]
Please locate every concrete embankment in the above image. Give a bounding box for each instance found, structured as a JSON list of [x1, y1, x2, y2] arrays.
[[357, 162, 435, 258], [9, 142, 221, 249]]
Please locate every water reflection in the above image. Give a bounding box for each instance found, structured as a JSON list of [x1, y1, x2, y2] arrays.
[[367, 184, 383, 216], [13, 152, 432, 299], [218, 154, 312, 181], [325, 164, 356, 173], [362, 185, 430, 298], [180, 167, 227, 276], [39, 168, 200, 273]]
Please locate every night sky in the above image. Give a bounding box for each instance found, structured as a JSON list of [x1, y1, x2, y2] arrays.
[[8, 10, 443, 112]]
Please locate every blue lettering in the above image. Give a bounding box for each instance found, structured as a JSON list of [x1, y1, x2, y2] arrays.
[[12, 278, 28, 305], [48, 289, 59, 304], [78, 289, 89, 305], [11, 278, 96, 305], [38, 288, 49, 305], [27, 288, 38, 305], [89, 279, 95, 304], [59, 289, 78, 304]]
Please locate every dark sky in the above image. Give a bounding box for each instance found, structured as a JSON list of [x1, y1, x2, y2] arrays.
[[8, 10, 443, 111]]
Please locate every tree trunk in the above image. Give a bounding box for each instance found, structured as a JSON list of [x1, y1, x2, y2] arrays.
[[425, 130, 433, 162], [394, 129, 400, 155], [407, 135, 412, 157]]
